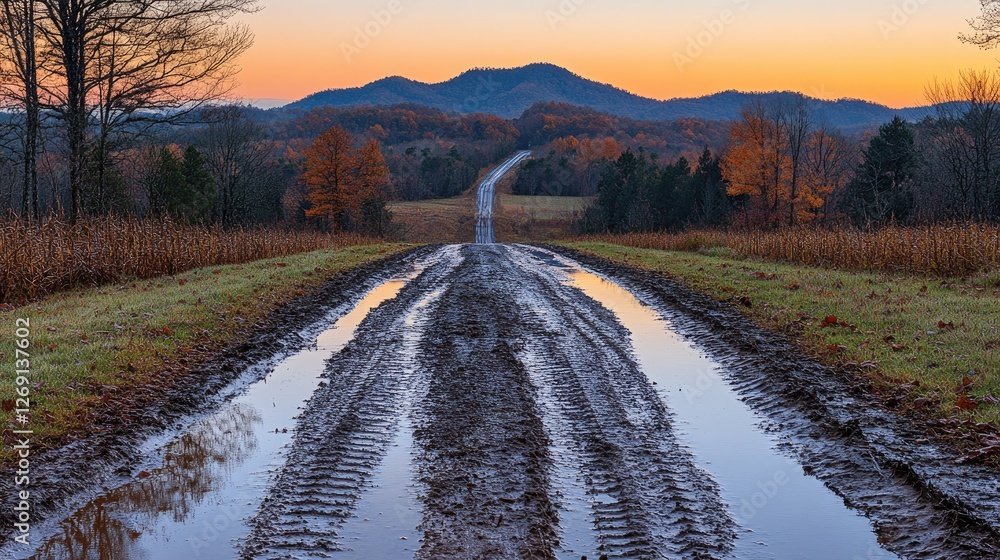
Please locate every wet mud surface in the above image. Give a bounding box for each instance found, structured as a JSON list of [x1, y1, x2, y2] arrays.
[[554, 245, 1000, 559], [7, 243, 1000, 559], [0, 247, 435, 550]]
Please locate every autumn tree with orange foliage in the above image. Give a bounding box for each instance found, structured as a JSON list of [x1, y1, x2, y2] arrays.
[[303, 126, 392, 235], [722, 98, 853, 228]]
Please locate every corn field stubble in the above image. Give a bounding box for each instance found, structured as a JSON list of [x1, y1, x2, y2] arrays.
[[581, 225, 1000, 278], [0, 217, 378, 304]]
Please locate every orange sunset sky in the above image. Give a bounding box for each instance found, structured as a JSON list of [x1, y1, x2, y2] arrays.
[[235, 0, 1000, 109]]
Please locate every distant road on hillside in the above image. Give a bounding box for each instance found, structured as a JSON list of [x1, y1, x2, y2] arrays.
[[476, 151, 532, 244]]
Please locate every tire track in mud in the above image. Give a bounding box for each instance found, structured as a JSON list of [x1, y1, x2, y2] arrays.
[[242, 246, 462, 558], [412, 244, 732, 559], [411, 245, 559, 559], [507, 246, 735, 559], [548, 245, 1000, 560]]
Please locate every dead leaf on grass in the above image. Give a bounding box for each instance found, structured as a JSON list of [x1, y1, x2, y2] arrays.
[[956, 395, 980, 412]]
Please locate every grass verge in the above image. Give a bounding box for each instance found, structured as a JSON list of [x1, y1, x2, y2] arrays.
[[563, 242, 1000, 439], [1, 244, 412, 465]]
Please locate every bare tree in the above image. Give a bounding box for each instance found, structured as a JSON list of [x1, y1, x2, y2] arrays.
[[0, 0, 40, 219], [88, 1, 257, 212], [777, 96, 815, 226], [202, 105, 275, 228], [926, 69, 1000, 220], [805, 125, 856, 224], [962, 1, 1000, 48], [35, 0, 258, 222]]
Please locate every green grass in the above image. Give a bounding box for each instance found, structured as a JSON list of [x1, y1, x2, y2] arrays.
[[563, 242, 1000, 426], [1, 244, 412, 463]]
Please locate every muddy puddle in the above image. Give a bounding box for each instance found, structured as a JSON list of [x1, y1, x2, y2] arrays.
[[25, 271, 423, 560], [566, 269, 899, 560], [524, 358, 606, 558], [330, 289, 443, 558]]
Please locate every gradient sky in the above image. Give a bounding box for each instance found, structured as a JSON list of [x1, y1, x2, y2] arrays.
[[235, 0, 1000, 108]]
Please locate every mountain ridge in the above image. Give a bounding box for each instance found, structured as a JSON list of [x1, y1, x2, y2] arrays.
[[282, 63, 934, 128]]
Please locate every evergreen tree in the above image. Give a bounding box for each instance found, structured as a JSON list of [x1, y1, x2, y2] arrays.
[[149, 145, 217, 223], [658, 156, 692, 230], [844, 117, 917, 227], [179, 146, 216, 223], [149, 148, 184, 217], [691, 148, 731, 227]]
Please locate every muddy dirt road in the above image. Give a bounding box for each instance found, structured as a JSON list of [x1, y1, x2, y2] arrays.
[[476, 151, 532, 244], [11, 243, 1000, 560]]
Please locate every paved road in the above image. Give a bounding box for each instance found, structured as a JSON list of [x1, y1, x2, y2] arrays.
[[475, 151, 532, 244]]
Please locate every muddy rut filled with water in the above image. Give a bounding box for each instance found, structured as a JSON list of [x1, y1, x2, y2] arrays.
[[5, 244, 1000, 559]]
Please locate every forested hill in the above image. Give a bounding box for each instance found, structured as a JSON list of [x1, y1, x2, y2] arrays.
[[281, 63, 933, 129], [269, 102, 727, 155]]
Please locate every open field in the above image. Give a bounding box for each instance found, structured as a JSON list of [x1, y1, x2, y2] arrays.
[[497, 195, 590, 219], [563, 241, 1000, 432], [389, 197, 478, 243], [0, 217, 376, 304], [390, 194, 587, 243], [494, 195, 590, 241], [0, 244, 412, 464]]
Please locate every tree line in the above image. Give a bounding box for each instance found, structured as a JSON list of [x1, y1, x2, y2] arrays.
[[583, 69, 1000, 232], [0, 0, 258, 223]]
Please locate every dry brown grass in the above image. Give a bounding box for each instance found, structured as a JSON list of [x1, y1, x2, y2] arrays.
[[388, 197, 476, 243], [582, 225, 1000, 278], [0, 217, 376, 303]]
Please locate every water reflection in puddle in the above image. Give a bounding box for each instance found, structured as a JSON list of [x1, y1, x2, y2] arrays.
[[526, 365, 606, 559], [29, 274, 420, 560], [566, 270, 899, 560], [332, 290, 442, 558]]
